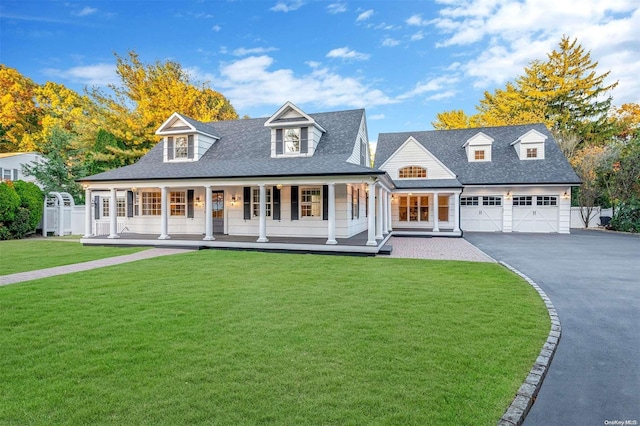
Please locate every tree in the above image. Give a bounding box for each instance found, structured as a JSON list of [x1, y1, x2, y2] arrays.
[[516, 36, 618, 144], [570, 145, 607, 227], [475, 82, 548, 128], [22, 127, 85, 203], [609, 103, 640, 141], [0, 65, 40, 152], [88, 51, 238, 160], [598, 135, 640, 216], [432, 110, 475, 130]]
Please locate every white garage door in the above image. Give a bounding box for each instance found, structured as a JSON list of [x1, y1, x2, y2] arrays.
[[512, 196, 559, 233], [461, 196, 503, 232]]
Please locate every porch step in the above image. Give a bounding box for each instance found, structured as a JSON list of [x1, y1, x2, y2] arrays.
[[378, 244, 393, 255]]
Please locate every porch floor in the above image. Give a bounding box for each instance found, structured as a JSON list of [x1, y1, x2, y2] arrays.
[[81, 230, 393, 255]]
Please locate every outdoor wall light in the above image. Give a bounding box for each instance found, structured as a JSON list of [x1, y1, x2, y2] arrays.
[[131, 187, 137, 193], [562, 190, 570, 199], [276, 183, 283, 190], [231, 195, 239, 205], [505, 190, 511, 199]]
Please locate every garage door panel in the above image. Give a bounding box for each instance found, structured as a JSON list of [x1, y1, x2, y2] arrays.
[[512, 196, 559, 233], [461, 196, 503, 232]]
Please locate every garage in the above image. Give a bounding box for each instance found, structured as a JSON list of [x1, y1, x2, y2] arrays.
[[460, 196, 503, 232], [512, 195, 559, 233]]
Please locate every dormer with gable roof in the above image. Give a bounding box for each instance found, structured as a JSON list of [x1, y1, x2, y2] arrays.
[[463, 131, 494, 162], [264, 102, 326, 158], [156, 112, 220, 162], [511, 128, 547, 160]]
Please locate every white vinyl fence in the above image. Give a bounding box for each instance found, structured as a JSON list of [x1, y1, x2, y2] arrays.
[[570, 206, 609, 228]]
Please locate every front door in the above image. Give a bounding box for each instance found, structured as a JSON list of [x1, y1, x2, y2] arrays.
[[212, 190, 224, 234]]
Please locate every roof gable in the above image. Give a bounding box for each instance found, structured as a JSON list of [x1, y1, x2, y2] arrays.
[[510, 128, 548, 145], [463, 131, 494, 147], [379, 136, 456, 180], [156, 112, 220, 139], [264, 101, 327, 133]]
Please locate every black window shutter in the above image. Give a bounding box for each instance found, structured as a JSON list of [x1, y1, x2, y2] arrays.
[[243, 187, 251, 220], [291, 186, 299, 220], [187, 135, 194, 159], [273, 186, 281, 220], [187, 189, 194, 218], [300, 127, 308, 154], [356, 188, 360, 218], [12, 169, 18, 180], [94, 195, 100, 219], [127, 191, 134, 217], [276, 129, 283, 155], [360, 140, 366, 165], [322, 184, 328, 220], [167, 137, 174, 160]]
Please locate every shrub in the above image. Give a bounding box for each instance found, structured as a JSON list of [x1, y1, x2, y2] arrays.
[[0, 181, 20, 223], [8, 207, 32, 239], [610, 198, 640, 233], [13, 181, 44, 232]]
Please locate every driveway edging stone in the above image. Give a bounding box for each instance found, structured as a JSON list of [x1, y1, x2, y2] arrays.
[[497, 262, 562, 426]]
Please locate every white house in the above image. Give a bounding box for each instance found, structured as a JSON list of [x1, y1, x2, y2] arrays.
[[79, 103, 580, 254], [0, 152, 43, 185]]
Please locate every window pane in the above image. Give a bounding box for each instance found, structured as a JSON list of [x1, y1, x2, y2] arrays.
[[175, 136, 188, 158], [170, 191, 186, 216], [142, 192, 161, 216], [284, 128, 300, 154]]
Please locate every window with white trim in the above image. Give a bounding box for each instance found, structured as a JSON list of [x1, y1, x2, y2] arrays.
[[102, 197, 126, 217], [460, 196, 479, 206], [474, 150, 485, 160], [513, 196, 532, 206], [252, 187, 272, 217], [526, 148, 538, 158], [141, 192, 161, 216], [398, 166, 427, 179], [284, 128, 300, 154], [170, 191, 186, 216], [175, 137, 188, 159], [483, 196, 502, 206], [300, 187, 321, 218], [398, 195, 429, 222], [537, 196, 557, 206]]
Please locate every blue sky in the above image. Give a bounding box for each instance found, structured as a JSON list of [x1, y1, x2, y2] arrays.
[[2, 0, 639, 144]]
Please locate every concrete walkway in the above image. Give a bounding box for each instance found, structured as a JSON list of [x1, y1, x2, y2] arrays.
[[0, 248, 191, 286]]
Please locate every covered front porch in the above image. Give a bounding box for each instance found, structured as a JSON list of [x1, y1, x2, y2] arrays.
[[390, 189, 462, 237], [80, 230, 393, 255]]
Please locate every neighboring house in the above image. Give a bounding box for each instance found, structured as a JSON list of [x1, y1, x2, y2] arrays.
[[79, 103, 580, 254], [0, 152, 43, 185], [375, 124, 581, 235]]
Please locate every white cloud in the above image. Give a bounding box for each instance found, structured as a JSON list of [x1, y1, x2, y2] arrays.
[[75, 6, 97, 17], [398, 76, 460, 100], [427, 90, 457, 101], [211, 25, 221, 32], [382, 38, 400, 47], [232, 47, 278, 56], [406, 14, 428, 26], [326, 47, 370, 61], [369, 114, 385, 120], [270, 0, 304, 12], [196, 55, 396, 110], [327, 3, 347, 14], [356, 9, 374, 22], [43, 63, 118, 86], [428, 0, 640, 105], [410, 31, 424, 41]]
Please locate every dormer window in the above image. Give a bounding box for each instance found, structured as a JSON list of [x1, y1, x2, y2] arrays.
[[167, 135, 194, 161], [276, 127, 309, 156], [399, 166, 427, 178], [527, 148, 538, 158], [511, 129, 547, 160], [474, 150, 485, 160], [463, 132, 493, 162]]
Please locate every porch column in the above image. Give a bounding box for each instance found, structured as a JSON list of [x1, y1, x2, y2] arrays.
[[159, 185, 170, 240], [203, 185, 215, 241], [433, 192, 440, 232], [454, 192, 461, 233], [108, 188, 119, 239], [326, 183, 337, 245], [83, 187, 93, 237], [366, 182, 377, 246], [257, 184, 268, 243], [387, 191, 393, 232], [375, 186, 384, 239]]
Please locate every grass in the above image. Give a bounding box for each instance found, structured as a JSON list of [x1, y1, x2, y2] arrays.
[[0, 239, 147, 275], [0, 248, 549, 425]]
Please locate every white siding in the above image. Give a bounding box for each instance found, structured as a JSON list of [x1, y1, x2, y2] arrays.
[[347, 114, 369, 165], [381, 138, 455, 180]]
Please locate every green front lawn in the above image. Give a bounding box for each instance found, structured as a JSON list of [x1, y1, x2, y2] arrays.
[[0, 239, 147, 275], [0, 250, 549, 425]]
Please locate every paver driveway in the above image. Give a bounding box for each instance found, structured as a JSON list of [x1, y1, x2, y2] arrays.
[[464, 230, 639, 425]]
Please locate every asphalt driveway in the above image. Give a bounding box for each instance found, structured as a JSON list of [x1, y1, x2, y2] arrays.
[[464, 230, 639, 425]]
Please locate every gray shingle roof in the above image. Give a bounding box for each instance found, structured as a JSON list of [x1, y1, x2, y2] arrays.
[[179, 114, 220, 138], [84, 109, 382, 182], [375, 124, 581, 185]]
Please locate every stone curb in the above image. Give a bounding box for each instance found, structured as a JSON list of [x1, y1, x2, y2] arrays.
[[496, 262, 562, 426]]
